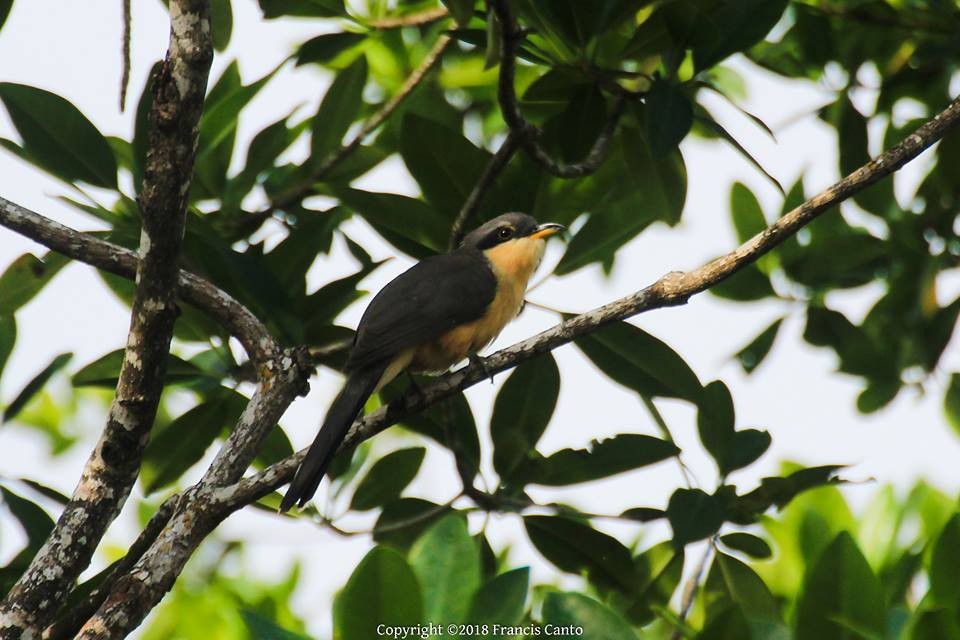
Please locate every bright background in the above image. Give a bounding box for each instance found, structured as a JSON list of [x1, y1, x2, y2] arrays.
[[1, 2, 958, 637]]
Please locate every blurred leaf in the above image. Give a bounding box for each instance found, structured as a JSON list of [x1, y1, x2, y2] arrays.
[[442, 0, 474, 25], [0, 83, 117, 188], [646, 78, 692, 158], [730, 182, 767, 242], [140, 389, 246, 494], [468, 567, 529, 632], [331, 187, 448, 258], [548, 85, 607, 163], [0, 486, 55, 551], [710, 263, 776, 301], [832, 97, 894, 217], [210, 0, 233, 51], [542, 592, 638, 640], [929, 515, 960, 608], [240, 611, 309, 640], [0, 0, 11, 33], [311, 55, 367, 160], [400, 113, 490, 214], [3, 352, 72, 423], [795, 532, 885, 640], [524, 515, 635, 593], [735, 318, 782, 374], [619, 540, 684, 625], [0, 252, 69, 315], [71, 350, 209, 388], [259, 0, 345, 19], [399, 391, 480, 479], [719, 532, 773, 560], [515, 434, 678, 486], [704, 552, 780, 620], [575, 321, 702, 402], [373, 498, 451, 551], [911, 608, 960, 640], [692, 0, 789, 70], [734, 465, 846, 522], [18, 478, 69, 506], [410, 515, 480, 623], [0, 315, 15, 384], [296, 32, 366, 66], [491, 353, 560, 479], [943, 375, 960, 438], [333, 546, 422, 639], [667, 487, 729, 546], [349, 447, 426, 511], [696, 110, 784, 195]]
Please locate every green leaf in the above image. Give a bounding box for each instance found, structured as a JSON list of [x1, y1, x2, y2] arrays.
[[3, 352, 72, 423], [349, 447, 426, 511], [373, 498, 452, 551], [696, 110, 784, 195], [795, 532, 885, 640], [929, 515, 960, 608], [311, 55, 367, 160], [730, 182, 767, 242], [491, 353, 560, 479], [549, 85, 607, 163], [710, 262, 776, 301], [410, 515, 481, 623], [645, 79, 692, 158], [692, 0, 789, 70], [210, 0, 233, 51], [524, 515, 635, 593], [542, 592, 638, 640], [71, 350, 209, 388], [697, 380, 735, 462], [704, 552, 780, 620], [943, 375, 960, 438], [0, 252, 69, 315], [575, 321, 701, 402], [0, 315, 15, 385], [619, 541, 684, 624], [259, 0, 345, 19], [441, 0, 475, 25], [296, 32, 366, 66], [0, 486, 55, 551], [468, 568, 529, 632], [0, 83, 117, 188], [400, 114, 491, 215], [515, 434, 678, 486], [910, 608, 960, 640], [0, 0, 12, 33], [667, 488, 728, 546], [832, 97, 895, 217], [735, 318, 782, 374], [718, 533, 773, 560], [334, 546, 423, 639], [331, 187, 448, 258], [140, 390, 246, 494], [240, 611, 310, 640]]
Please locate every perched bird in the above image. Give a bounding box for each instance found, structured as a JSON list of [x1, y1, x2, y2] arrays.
[[280, 212, 564, 511]]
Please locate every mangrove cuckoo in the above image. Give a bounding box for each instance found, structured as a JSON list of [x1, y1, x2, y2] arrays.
[[280, 213, 564, 511]]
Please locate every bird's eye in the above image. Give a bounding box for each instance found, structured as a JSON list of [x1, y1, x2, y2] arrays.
[[498, 227, 512, 240]]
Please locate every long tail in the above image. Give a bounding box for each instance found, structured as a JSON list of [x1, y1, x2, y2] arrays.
[[280, 364, 384, 512]]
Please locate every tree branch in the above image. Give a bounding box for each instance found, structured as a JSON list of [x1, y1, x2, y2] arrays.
[[368, 6, 449, 29], [225, 92, 960, 507], [488, 0, 626, 178], [0, 2, 213, 636], [448, 130, 522, 249], [0, 197, 278, 369]]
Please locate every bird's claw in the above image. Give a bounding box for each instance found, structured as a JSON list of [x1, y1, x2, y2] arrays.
[[469, 354, 495, 384]]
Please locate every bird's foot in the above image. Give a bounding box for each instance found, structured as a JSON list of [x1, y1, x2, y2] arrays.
[[406, 371, 427, 403], [469, 354, 495, 384]]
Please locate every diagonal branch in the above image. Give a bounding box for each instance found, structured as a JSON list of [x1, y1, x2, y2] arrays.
[[488, 0, 626, 178], [0, 2, 214, 636], [226, 92, 960, 507]]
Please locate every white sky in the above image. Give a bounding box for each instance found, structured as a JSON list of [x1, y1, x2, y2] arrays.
[[1, 2, 958, 638]]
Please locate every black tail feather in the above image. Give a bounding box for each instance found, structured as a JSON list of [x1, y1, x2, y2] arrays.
[[280, 364, 384, 512]]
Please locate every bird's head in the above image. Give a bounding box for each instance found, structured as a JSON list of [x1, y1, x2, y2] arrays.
[[461, 212, 565, 280]]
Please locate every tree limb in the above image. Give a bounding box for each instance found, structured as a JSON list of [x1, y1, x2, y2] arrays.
[[368, 6, 449, 29], [0, 2, 213, 636], [226, 92, 960, 507]]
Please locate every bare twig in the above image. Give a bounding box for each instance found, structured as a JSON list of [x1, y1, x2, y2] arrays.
[[369, 6, 449, 29], [488, 0, 627, 178], [120, 0, 131, 111], [225, 92, 960, 505], [449, 130, 522, 249], [672, 542, 714, 640], [0, 2, 213, 636]]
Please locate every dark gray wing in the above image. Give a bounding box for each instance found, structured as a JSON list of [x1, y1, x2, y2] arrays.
[[345, 249, 497, 372]]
